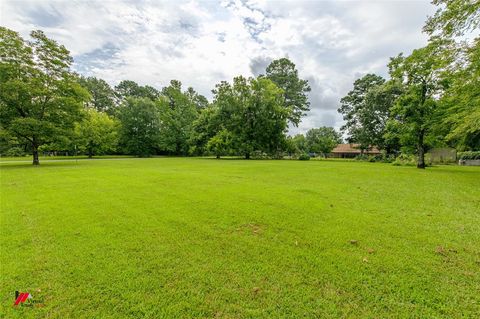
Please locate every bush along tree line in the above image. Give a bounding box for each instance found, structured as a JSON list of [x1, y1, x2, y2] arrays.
[[337, 0, 480, 168], [1, 26, 327, 164]]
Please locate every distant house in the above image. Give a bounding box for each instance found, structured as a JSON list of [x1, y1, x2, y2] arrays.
[[330, 144, 381, 158]]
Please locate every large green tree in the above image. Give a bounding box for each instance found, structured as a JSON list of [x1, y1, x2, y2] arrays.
[[265, 58, 311, 126], [189, 106, 222, 155], [157, 80, 199, 155], [74, 108, 120, 157], [305, 127, 342, 156], [185, 87, 209, 111], [0, 27, 89, 165], [291, 134, 307, 154], [420, 0, 480, 151], [206, 129, 234, 159], [117, 97, 161, 157], [338, 74, 386, 151], [212, 76, 289, 158], [440, 38, 480, 149], [388, 40, 454, 168], [363, 81, 404, 153], [424, 0, 480, 38], [114, 80, 160, 102], [422, 0, 480, 150], [78, 76, 116, 115]]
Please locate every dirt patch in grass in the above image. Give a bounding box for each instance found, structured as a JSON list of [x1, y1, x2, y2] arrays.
[[236, 223, 265, 236]]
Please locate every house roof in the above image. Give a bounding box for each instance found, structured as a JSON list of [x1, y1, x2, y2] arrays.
[[331, 144, 381, 154]]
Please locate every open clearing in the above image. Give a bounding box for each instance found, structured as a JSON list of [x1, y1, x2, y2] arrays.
[[1, 158, 479, 318]]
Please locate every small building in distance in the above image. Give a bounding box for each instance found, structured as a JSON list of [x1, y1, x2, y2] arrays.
[[330, 143, 381, 158]]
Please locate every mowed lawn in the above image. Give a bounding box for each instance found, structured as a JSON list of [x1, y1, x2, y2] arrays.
[[1, 158, 479, 318]]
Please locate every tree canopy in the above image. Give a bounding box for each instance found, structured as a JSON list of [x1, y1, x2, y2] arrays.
[[265, 58, 311, 126], [117, 97, 162, 157], [305, 127, 342, 156], [424, 0, 480, 38], [338, 74, 386, 150], [78, 76, 116, 114], [158, 80, 199, 155], [0, 27, 89, 164], [209, 76, 289, 158]]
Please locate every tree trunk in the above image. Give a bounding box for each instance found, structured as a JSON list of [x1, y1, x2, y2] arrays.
[[216, 155, 220, 159], [245, 152, 250, 160], [417, 131, 425, 169], [32, 145, 40, 165], [385, 146, 391, 156], [417, 82, 427, 169]]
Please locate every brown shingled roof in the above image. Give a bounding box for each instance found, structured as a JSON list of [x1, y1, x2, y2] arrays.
[[331, 144, 381, 154]]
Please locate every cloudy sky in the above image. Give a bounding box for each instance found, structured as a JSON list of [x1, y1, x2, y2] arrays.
[[1, 0, 435, 133]]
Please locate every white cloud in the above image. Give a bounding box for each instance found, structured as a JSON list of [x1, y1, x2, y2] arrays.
[[0, 0, 435, 134]]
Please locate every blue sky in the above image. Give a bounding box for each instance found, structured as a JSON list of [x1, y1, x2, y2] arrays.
[[1, 0, 435, 133]]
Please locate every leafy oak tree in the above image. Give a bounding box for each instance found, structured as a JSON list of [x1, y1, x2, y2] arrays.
[[74, 108, 120, 157], [186, 87, 209, 111], [189, 106, 222, 155], [305, 127, 342, 157], [78, 76, 116, 115], [424, 0, 480, 38], [117, 97, 161, 157], [362, 81, 404, 153], [114, 80, 160, 102], [212, 76, 289, 158], [388, 40, 454, 168], [158, 80, 199, 155], [420, 0, 480, 151], [207, 129, 234, 159], [338, 74, 386, 151], [0, 27, 89, 165], [422, 1, 480, 150], [291, 134, 307, 154], [440, 38, 480, 149], [265, 58, 311, 126]]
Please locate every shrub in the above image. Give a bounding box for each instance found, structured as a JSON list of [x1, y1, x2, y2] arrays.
[[458, 151, 480, 160], [354, 154, 369, 161], [3, 147, 26, 157], [251, 151, 269, 159], [392, 154, 417, 166], [380, 154, 395, 163], [355, 154, 394, 163], [299, 153, 310, 160]]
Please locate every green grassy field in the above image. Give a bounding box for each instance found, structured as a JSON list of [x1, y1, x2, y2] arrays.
[[1, 158, 479, 318]]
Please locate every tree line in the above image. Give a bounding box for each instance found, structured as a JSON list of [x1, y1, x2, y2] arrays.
[[337, 0, 480, 168], [1, 0, 478, 168], [1, 26, 329, 164]]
